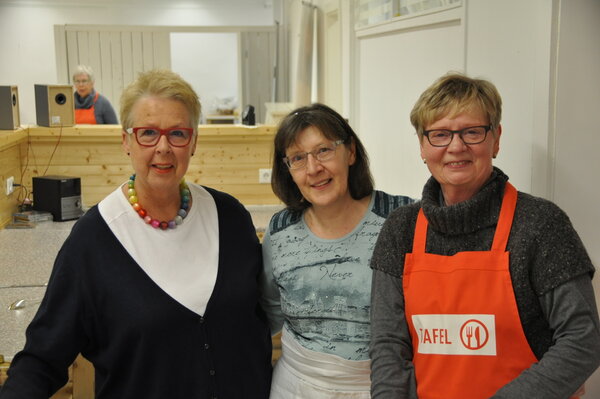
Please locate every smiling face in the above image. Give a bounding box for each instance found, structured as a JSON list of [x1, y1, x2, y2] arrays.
[[73, 73, 94, 98], [420, 108, 501, 205], [122, 96, 197, 197], [286, 126, 356, 211]]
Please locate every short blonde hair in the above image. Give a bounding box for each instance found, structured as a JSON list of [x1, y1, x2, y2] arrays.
[[410, 72, 502, 140], [120, 69, 201, 131]]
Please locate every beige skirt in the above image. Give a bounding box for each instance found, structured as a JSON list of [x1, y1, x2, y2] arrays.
[[270, 327, 371, 399]]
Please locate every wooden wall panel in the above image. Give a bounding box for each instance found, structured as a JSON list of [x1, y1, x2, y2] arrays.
[[0, 125, 278, 227], [17, 125, 279, 209], [0, 130, 26, 226]]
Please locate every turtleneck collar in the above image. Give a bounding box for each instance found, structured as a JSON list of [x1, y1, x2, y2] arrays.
[[420, 167, 509, 235], [74, 89, 97, 109]]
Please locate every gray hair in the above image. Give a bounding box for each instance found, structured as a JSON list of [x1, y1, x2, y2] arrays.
[[72, 65, 95, 83]]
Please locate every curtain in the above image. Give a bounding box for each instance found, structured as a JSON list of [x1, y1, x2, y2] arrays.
[[294, 2, 316, 106]]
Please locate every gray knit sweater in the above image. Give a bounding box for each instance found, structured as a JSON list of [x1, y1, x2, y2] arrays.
[[369, 168, 600, 398]]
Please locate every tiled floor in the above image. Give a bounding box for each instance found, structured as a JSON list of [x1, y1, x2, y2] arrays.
[[0, 204, 282, 361]]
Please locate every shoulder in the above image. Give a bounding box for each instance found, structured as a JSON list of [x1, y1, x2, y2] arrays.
[[372, 190, 415, 218], [384, 199, 421, 228], [58, 206, 111, 255], [198, 184, 247, 214], [267, 207, 302, 235], [70, 206, 105, 236], [512, 190, 594, 294], [513, 191, 576, 236], [95, 93, 111, 105], [370, 201, 421, 276]]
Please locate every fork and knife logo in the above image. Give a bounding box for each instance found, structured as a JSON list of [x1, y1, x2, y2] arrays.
[[460, 319, 489, 350]]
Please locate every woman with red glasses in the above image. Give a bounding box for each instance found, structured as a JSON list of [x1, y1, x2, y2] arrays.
[[369, 73, 600, 399], [0, 69, 272, 399]]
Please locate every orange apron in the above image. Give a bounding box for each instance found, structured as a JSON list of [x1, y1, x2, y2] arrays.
[[74, 92, 99, 124], [403, 183, 543, 399]]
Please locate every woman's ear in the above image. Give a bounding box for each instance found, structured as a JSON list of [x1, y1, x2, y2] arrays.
[[347, 138, 357, 166], [122, 130, 131, 155], [493, 124, 502, 158]]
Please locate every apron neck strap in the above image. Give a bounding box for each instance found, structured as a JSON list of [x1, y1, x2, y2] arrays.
[[490, 182, 517, 251]]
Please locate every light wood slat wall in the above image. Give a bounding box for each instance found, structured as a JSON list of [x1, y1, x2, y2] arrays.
[[0, 125, 280, 227], [0, 129, 27, 227], [20, 125, 280, 209]]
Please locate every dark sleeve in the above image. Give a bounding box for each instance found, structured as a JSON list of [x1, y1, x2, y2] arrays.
[[370, 269, 417, 399], [370, 209, 419, 398], [491, 275, 600, 398], [518, 194, 595, 295], [1, 228, 90, 398], [95, 95, 118, 124], [370, 203, 419, 277]]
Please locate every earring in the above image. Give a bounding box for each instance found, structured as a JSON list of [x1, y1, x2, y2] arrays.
[[422, 159, 427, 164], [127, 152, 130, 156]]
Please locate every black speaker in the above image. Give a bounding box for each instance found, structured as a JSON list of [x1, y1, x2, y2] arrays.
[[242, 105, 256, 126], [0, 85, 20, 130], [34, 84, 75, 127], [33, 175, 83, 221]]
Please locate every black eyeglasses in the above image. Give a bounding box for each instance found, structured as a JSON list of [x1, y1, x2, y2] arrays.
[[283, 140, 344, 170], [423, 125, 491, 147], [126, 127, 194, 147]]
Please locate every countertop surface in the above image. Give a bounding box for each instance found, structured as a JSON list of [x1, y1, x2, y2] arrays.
[[0, 220, 75, 361], [0, 204, 281, 360]]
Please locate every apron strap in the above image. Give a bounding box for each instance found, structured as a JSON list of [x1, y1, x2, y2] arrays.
[[491, 182, 517, 251], [412, 209, 428, 253]]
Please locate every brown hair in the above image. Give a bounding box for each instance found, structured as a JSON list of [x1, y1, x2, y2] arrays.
[[271, 103, 374, 211]]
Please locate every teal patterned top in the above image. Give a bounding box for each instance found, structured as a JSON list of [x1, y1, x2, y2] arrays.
[[260, 191, 413, 360]]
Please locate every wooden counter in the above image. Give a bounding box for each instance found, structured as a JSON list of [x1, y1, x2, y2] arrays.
[[0, 124, 280, 227]]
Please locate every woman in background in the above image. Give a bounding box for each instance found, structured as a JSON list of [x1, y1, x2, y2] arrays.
[[1, 69, 272, 398], [369, 73, 600, 399], [260, 103, 413, 398], [73, 65, 118, 124]]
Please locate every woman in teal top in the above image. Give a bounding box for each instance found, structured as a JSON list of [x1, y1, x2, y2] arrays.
[[260, 103, 413, 398]]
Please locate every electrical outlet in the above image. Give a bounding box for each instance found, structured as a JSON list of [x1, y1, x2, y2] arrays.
[[258, 168, 272, 184], [6, 176, 14, 195]]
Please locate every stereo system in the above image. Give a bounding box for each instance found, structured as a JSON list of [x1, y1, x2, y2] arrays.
[[33, 175, 83, 222], [0, 85, 20, 130], [34, 84, 74, 127]]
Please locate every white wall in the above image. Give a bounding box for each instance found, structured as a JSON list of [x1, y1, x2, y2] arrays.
[[551, 0, 600, 395], [357, 9, 465, 199], [0, 1, 273, 124], [465, 0, 554, 198], [351, 0, 600, 394], [354, 1, 554, 198], [171, 32, 239, 118]]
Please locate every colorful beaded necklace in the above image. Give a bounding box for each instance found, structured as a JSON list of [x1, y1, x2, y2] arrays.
[[127, 174, 190, 230]]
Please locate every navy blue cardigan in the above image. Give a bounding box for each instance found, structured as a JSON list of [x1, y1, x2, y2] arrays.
[[1, 187, 272, 398]]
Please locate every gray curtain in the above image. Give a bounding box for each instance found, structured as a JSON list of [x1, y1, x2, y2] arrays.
[[294, 3, 316, 106]]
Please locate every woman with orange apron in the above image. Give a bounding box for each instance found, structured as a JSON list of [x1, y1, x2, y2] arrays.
[[74, 91, 99, 124], [72, 65, 118, 124], [370, 73, 599, 398]]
